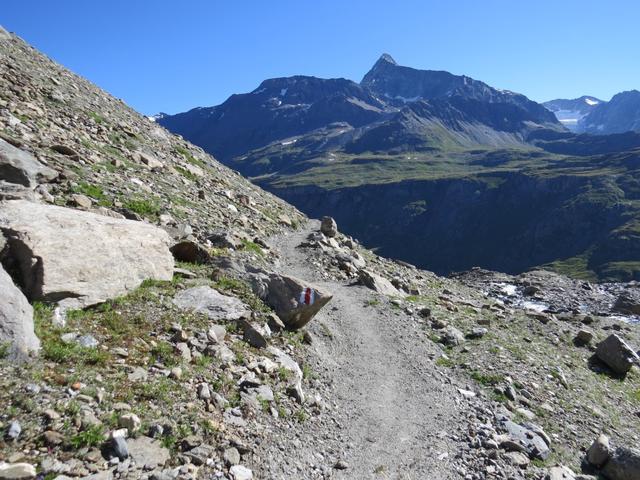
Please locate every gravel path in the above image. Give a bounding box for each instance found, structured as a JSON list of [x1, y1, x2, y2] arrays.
[[256, 221, 471, 479]]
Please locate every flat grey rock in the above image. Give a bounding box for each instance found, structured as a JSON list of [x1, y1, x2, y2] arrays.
[[173, 286, 249, 321]]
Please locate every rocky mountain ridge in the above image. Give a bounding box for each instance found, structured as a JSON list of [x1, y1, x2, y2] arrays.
[[1, 25, 640, 480], [157, 56, 640, 282], [580, 90, 640, 135], [543, 96, 603, 132], [544, 92, 640, 135]]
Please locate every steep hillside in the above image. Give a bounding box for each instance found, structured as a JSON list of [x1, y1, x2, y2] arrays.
[[580, 90, 640, 134]]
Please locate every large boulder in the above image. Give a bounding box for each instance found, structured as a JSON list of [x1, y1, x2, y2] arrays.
[[358, 269, 404, 297], [0, 265, 39, 359], [497, 416, 550, 460], [0, 200, 174, 309], [0, 139, 57, 188], [170, 240, 211, 264], [587, 434, 611, 468], [595, 334, 640, 375], [320, 216, 338, 238], [173, 286, 249, 321], [613, 290, 640, 316], [602, 447, 640, 480], [249, 272, 332, 330]]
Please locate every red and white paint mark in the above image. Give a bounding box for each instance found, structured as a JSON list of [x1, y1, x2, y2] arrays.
[[299, 287, 315, 306]]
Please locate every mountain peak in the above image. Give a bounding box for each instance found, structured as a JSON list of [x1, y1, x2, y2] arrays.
[[377, 53, 397, 66]]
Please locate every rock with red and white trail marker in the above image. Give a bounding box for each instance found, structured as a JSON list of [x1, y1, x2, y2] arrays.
[[249, 272, 332, 330]]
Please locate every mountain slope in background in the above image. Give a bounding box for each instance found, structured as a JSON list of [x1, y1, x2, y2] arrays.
[[160, 54, 563, 167], [580, 90, 640, 134], [159, 55, 640, 281], [543, 96, 603, 131]]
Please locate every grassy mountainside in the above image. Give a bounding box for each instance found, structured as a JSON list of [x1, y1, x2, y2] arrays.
[[259, 147, 640, 281]]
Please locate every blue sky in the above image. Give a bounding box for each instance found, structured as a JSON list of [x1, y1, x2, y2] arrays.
[[3, 0, 639, 115]]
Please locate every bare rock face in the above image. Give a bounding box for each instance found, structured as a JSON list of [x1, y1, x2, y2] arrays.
[[0, 264, 39, 359], [0, 200, 174, 309], [0, 139, 57, 188], [595, 334, 640, 375], [250, 272, 332, 330]]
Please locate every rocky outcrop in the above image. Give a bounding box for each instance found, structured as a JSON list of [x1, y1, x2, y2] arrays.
[[613, 290, 640, 315], [0, 139, 57, 188], [0, 264, 39, 358], [595, 334, 640, 375], [0, 200, 174, 309], [249, 272, 332, 330]]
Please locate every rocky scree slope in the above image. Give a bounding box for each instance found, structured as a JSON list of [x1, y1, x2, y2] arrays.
[[260, 219, 640, 479]]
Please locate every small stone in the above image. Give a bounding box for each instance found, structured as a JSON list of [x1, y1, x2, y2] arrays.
[[207, 325, 226, 343], [118, 413, 141, 433], [197, 383, 211, 400], [468, 327, 488, 339], [6, 421, 21, 440], [286, 382, 304, 404], [175, 342, 192, 362], [109, 436, 129, 461], [128, 367, 148, 382], [43, 430, 65, 446], [169, 367, 182, 380], [223, 447, 241, 466], [574, 329, 594, 345], [43, 409, 61, 422], [334, 460, 349, 470], [505, 451, 530, 467], [0, 463, 36, 479], [71, 194, 92, 209], [546, 466, 576, 480], [229, 465, 253, 480], [266, 313, 285, 333]]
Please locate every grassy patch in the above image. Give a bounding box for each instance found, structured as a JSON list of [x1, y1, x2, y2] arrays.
[[294, 409, 308, 423], [241, 239, 264, 256], [71, 182, 110, 204], [0, 342, 10, 359], [87, 111, 106, 124], [175, 165, 198, 181], [471, 371, 504, 386], [123, 198, 161, 217], [71, 425, 104, 448], [435, 356, 455, 368]]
